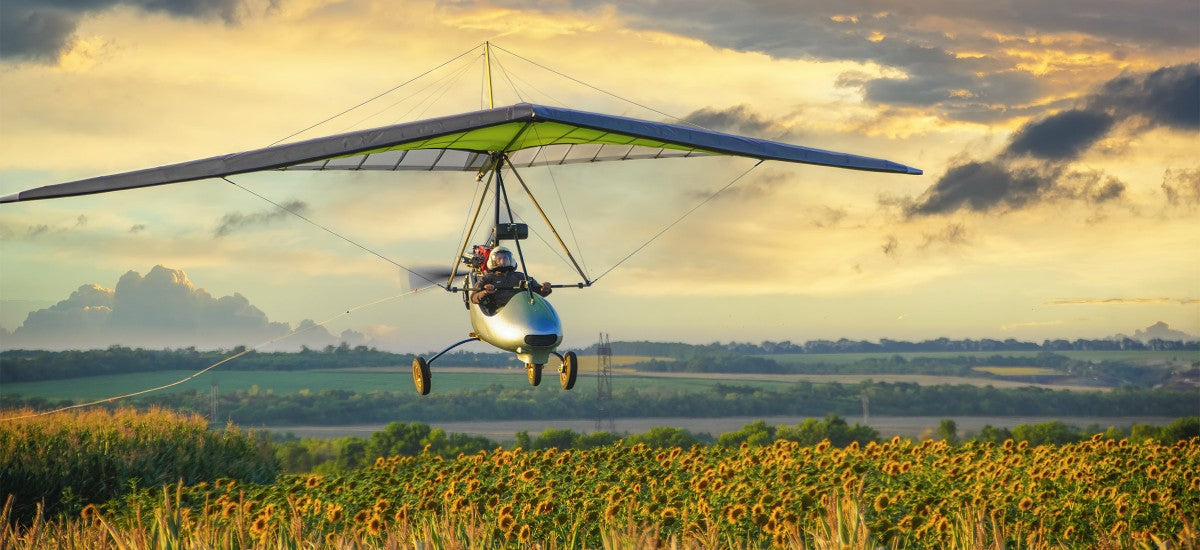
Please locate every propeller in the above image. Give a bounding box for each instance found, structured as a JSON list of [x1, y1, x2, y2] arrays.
[[406, 266, 462, 290]]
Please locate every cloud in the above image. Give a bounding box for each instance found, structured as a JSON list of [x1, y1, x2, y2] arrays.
[[1092, 64, 1200, 130], [6, 265, 347, 351], [880, 235, 899, 257], [1004, 110, 1116, 160], [917, 222, 968, 250], [907, 161, 1057, 215], [908, 64, 1197, 216], [130, 224, 147, 233], [0, 0, 260, 62], [682, 104, 776, 135], [214, 200, 308, 237], [1161, 168, 1200, 206], [483, 0, 1196, 123], [1046, 297, 1196, 305]]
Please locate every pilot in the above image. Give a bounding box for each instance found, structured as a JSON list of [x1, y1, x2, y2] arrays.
[[471, 247, 551, 310]]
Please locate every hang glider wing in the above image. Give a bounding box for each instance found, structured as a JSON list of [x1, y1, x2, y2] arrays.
[[1, 103, 921, 204]]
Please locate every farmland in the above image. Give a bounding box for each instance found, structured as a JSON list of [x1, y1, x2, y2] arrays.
[[3, 407, 1196, 548], [760, 350, 1198, 365], [0, 355, 1124, 402]]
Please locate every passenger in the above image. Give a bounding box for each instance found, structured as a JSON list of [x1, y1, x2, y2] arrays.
[[470, 247, 551, 311]]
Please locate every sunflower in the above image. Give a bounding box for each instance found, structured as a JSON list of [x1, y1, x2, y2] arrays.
[[367, 515, 384, 536], [1109, 520, 1128, 536], [873, 493, 891, 513], [1018, 497, 1034, 512], [80, 504, 100, 523], [517, 524, 532, 543], [250, 515, 269, 537], [725, 504, 747, 523]]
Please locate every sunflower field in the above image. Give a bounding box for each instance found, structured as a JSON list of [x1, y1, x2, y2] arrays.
[[7, 429, 1196, 548]]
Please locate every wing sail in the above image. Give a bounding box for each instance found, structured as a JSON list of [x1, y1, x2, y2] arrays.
[[2, 103, 921, 203]]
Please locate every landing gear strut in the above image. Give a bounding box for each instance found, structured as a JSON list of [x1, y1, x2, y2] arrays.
[[412, 337, 479, 396]]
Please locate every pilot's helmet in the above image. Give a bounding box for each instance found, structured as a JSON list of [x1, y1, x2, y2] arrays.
[[487, 247, 516, 271]]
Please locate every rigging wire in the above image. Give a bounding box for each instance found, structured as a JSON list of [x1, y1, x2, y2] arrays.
[[491, 54, 526, 104], [0, 286, 435, 422], [489, 43, 701, 127], [260, 43, 482, 148], [338, 51, 483, 134], [592, 160, 764, 283], [493, 53, 570, 109], [223, 178, 446, 290], [410, 54, 480, 122], [523, 123, 590, 275]]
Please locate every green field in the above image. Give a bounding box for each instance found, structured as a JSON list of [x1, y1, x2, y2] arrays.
[[761, 349, 1198, 364], [0, 368, 784, 401], [972, 366, 1061, 376]]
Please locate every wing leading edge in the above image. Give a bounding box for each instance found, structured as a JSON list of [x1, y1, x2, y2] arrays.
[[1, 103, 921, 204]]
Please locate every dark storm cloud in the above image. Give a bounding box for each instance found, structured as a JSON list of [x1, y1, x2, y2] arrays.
[[214, 200, 307, 237], [0, 5, 76, 61], [907, 64, 1197, 215], [1, 0, 254, 61], [8, 265, 342, 351], [1004, 110, 1116, 161], [908, 161, 1057, 216], [1091, 64, 1200, 130]]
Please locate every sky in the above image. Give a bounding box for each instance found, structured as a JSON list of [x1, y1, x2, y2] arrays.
[[0, 0, 1197, 352]]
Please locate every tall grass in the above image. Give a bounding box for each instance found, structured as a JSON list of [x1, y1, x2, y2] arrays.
[[0, 407, 277, 524]]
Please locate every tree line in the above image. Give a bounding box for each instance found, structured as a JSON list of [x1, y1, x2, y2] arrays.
[[5, 381, 1194, 426], [5, 336, 1195, 384], [271, 415, 1200, 474], [585, 337, 1198, 356]]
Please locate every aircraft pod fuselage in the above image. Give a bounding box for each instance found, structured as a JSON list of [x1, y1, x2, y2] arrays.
[[469, 291, 562, 365]]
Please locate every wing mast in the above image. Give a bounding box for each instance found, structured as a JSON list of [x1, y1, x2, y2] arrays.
[[485, 41, 495, 110]]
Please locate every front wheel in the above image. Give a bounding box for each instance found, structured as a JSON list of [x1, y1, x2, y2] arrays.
[[560, 352, 578, 390], [526, 363, 543, 386], [412, 357, 431, 395]]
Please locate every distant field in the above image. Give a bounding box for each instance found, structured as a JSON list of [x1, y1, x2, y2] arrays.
[[0, 367, 783, 401], [973, 366, 1061, 376], [762, 350, 1198, 364], [2, 363, 1115, 402], [6, 351, 1188, 402]]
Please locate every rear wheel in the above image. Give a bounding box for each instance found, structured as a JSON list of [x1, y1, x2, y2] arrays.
[[526, 363, 543, 386], [412, 357, 431, 395], [560, 352, 578, 390]]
